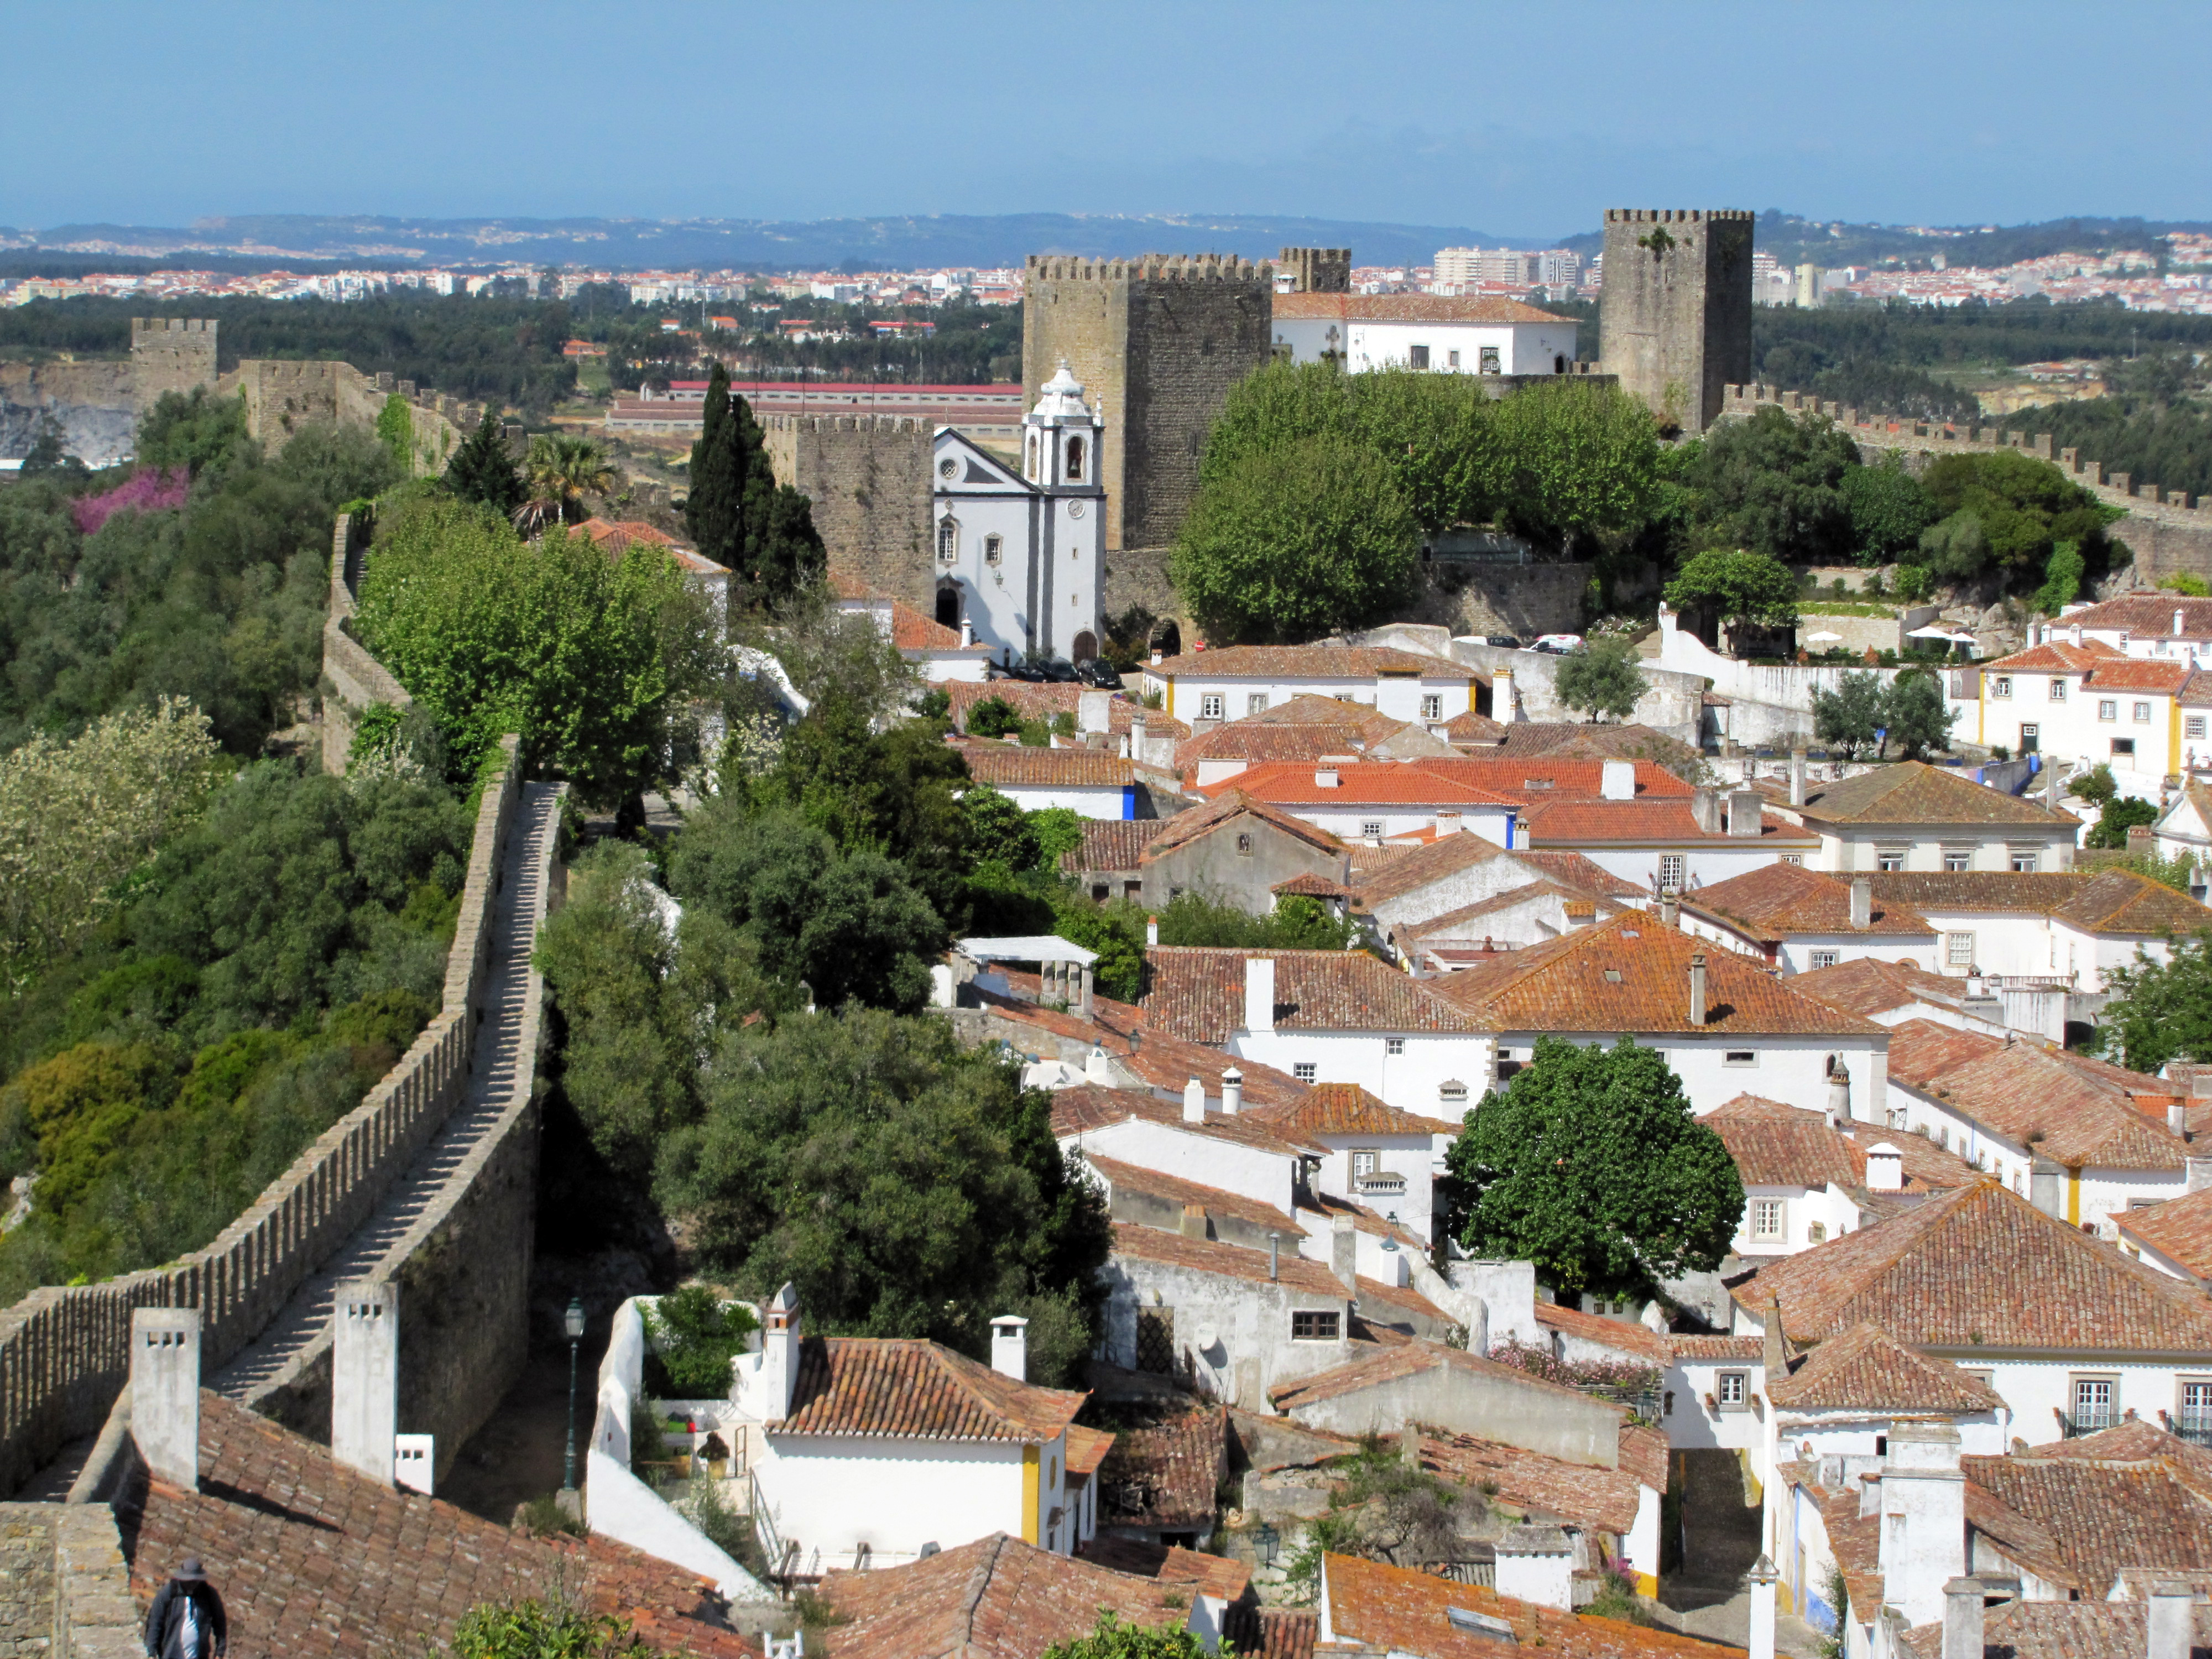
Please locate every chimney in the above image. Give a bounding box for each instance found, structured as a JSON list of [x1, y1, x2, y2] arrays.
[[1729, 788, 1763, 837], [1146, 914, 1159, 947], [1085, 1044, 1113, 1085], [990, 1314, 1029, 1382], [1827, 1062, 1852, 1126], [1688, 952, 1708, 1025], [1130, 709, 1147, 760], [1179, 1202, 1208, 1240], [1494, 664, 1517, 723], [2030, 1157, 2063, 1219], [1182, 1075, 1206, 1123], [2129, 825, 2154, 856], [959, 616, 975, 649], [1790, 749, 1808, 808], [131, 1307, 201, 1489], [1601, 760, 1635, 801], [1748, 1556, 1779, 1659], [2071, 622, 2083, 648], [1942, 1578, 1985, 1659], [1078, 961, 1094, 1017], [1245, 957, 1277, 1033], [1850, 877, 1872, 929], [1221, 1067, 1243, 1115], [1434, 810, 1462, 837], [2169, 1099, 2189, 1139], [2190, 1155, 2212, 1194], [1691, 787, 1724, 834], [1268, 1232, 1280, 1281], [1564, 900, 1595, 930], [2150, 1579, 2193, 1659], [1078, 689, 1112, 734], [1659, 893, 1679, 928], [1880, 1424, 1966, 1627], [333, 1278, 400, 1487], [759, 1282, 801, 1425], [2179, 609, 2189, 639], [1331, 1213, 1358, 1291], [1314, 766, 1339, 789], [1865, 1142, 1904, 1192]]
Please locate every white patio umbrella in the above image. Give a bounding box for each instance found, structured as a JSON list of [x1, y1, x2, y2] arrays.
[[1905, 623, 1956, 641], [1804, 629, 1844, 645]]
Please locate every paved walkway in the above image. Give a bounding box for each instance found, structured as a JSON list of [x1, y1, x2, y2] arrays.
[[211, 781, 560, 1404]]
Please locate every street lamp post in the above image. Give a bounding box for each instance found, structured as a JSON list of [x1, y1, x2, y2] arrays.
[[562, 1297, 587, 1496]]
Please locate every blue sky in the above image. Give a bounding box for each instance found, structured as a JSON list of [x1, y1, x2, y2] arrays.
[[4, 1, 2204, 238]]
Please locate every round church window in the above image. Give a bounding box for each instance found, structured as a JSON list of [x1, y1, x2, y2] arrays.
[[938, 458, 957, 479], [1068, 501, 1086, 519]]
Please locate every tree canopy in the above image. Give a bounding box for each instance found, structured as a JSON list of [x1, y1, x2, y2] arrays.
[[442, 411, 526, 517], [1810, 670, 1888, 760], [1663, 550, 1799, 643], [683, 363, 827, 607], [1687, 407, 1861, 566], [1444, 1035, 1743, 1300], [2098, 933, 2212, 1074], [1552, 638, 1647, 723]]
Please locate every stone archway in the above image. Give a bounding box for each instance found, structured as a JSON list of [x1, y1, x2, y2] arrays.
[[1151, 619, 1182, 659]]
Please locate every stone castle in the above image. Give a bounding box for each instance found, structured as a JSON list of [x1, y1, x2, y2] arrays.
[[1597, 208, 1754, 434]]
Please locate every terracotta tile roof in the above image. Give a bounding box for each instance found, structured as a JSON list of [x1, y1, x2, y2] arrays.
[[1903, 1599, 2212, 1659], [1081, 1154, 1298, 1234], [2054, 870, 2212, 935], [1104, 1039, 1314, 1114], [1520, 797, 1813, 846], [1201, 759, 1517, 808], [2117, 1186, 2212, 1278], [1873, 869, 2212, 935], [1350, 829, 1515, 905], [1050, 1082, 1321, 1155], [893, 601, 989, 653], [1766, 1321, 2005, 1412], [1687, 863, 1934, 939], [1405, 880, 1633, 941], [1793, 761, 2078, 828], [1704, 1095, 1862, 1188], [1073, 1536, 1251, 1601], [1981, 638, 2131, 673], [1140, 947, 1487, 1039], [1094, 1401, 1229, 1529], [1885, 1019, 2185, 1170], [1176, 719, 1415, 773], [951, 740, 1136, 789], [779, 1336, 1087, 1441], [1065, 1423, 1116, 1478], [1065, 818, 1171, 872], [1267, 1338, 1604, 1416], [1240, 692, 1409, 731], [1810, 1477, 1886, 1614], [1667, 1334, 1764, 1361], [1276, 291, 1571, 324], [1404, 757, 1695, 801], [1423, 912, 1886, 1036], [948, 679, 1189, 738], [1136, 790, 1346, 862], [1220, 1605, 1318, 1659], [1109, 1220, 1347, 1297], [128, 1394, 754, 1659], [1151, 644, 1476, 680], [1532, 1301, 1674, 1367], [1355, 1272, 1455, 1331], [1787, 956, 1976, 1019], [2078, 657, 2195, 693], [1512, 851, 1648, 899], [1244, 1082, 1460, 1139], [1476, 724, 1709, 779], [1273, 872, 1354, 898], [2183, 669, 2212, 708], [1321, 1552, 1746, 1659], [1838, 1121, 1984, 1197], [579, 516, 684, 550], [1442, 708, 1512, 744], [2066, 594, 2212, 638], [1297, 1191, 1427, 1251], [1420, 1432, 1644, 1533], [1732, 1179, 2212, 1352], [1619, 1425, 1671, 1494], [1961, 1427, 2212, 1597], [828, 570, 881, 599], [817, 1532, 1194, 1659]]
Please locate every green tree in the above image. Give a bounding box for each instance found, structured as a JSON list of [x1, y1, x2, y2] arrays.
[[1880, 669, 1957, 760], [374, 394, 413, 469], [2085, 795, 2159, 850], [1840, 452, 1938, 563], [451, 1598, 649, 1659], [964, 783, 1042, 870], [1041, 1613, 1208, 1659], [1171, 435, 1419, 644], [1485, 379, 1661, 554], [655, 1005, 1112, 1383], [2037, 541, 2086, 615], [520, 433, 618, 530], [2098, 933, 2212, 1073], [1444, 1035, 1743, 1301], [1552, 637, 1647, 723], [967, 696, 1024, 739], [685, 361, 745, 567], [1663, 550, 1799, 650], [354, 496, 721, 804], [19, 415, 70, 476], [135, 386, 252, 477], [2070, 763, 2120, 807], [442, 410, 526, 517], [1918, 449, 2110, 580], [1691, 406, 1861, 565], [1811, 670, 1887, 761]]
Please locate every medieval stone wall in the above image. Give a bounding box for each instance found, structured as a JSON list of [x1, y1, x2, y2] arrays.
[[763, 413, 935, 607], [128, 318, 217, 410], [1279, 247, 1352, 294], [1598, 210, 1753, 434]]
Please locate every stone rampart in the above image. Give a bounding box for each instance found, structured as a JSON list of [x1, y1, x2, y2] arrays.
[[321, 510, 414, 773], [763, 413, 935, 608], [221, 361, 484, 476], [0, 734, 523, 1499], [1720, 384, 2212, 585]]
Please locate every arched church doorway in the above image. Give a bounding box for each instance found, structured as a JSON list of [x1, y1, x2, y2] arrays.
[[936, 582, 961, 630], [1072, 630, 1098, 662]]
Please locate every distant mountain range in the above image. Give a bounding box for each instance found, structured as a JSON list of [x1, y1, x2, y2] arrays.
[[4, 211, 2208, 277]]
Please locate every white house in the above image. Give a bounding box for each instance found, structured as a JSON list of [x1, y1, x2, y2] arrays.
[[2153, 779, 2212, 899], [1049, 1079, 1318, 1222], [931, 362, 1105, 665], [2115, 1177, 2212, 1285], [1198, 760, 1520, 847], [1771, 760, 2081, 875], [1520, 792, 1820, 891], [2050, 592, 2212, 664], [1679, 864, 1938, 976], [1269, 293, 1579, 377], [1241, 1083, 1460, 1245], [1787, 953, 2062, 1042], [728, 1285, 1093, 1569], [1140, 947, 1491, 1119], [1703, 1093, 1880, 1260], [1140, 644, 1478, 729], [828, 573, 996, 682], [1422, 911, 1894, 1121], [1964, 635, 2192, 796]]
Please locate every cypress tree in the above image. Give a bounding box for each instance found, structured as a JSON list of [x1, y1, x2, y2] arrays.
[[444, 410, 525, 516], [686, 362, 747, 567]]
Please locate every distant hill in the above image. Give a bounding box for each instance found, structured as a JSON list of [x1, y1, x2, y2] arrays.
[[0, 212, 1537, 273], [1558, 212, 2212, 268]]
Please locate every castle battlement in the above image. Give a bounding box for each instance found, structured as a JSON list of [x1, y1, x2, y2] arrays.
[[764, 413, 931, 434], [129, 317, 216, 338], [1024, 253, 1272, 284], [1604, 208, 1755, 224]]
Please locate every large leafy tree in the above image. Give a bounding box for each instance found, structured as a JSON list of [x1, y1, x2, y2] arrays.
[[1171, 434, 1419, 644], [2099, 933, 2212, 1074], [1485, 379, 1661, 554], [1691, 406, 1861, 565], [1553, 637, 1647, 723], [1840, 452, 1937, 564], [653, 1005, 1113, 1384], [442, 410, 526, 517], [1663, 549, 1799, 649], [354, 495, 721, 804], [1811, 670, 1887, 760], [1881, 669, 1956, 760], [1445, 1035, 1743, 1301], [1917, 449, 2112, 580]]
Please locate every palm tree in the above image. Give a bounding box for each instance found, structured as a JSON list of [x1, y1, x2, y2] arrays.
[[518, 434, 619, 534]]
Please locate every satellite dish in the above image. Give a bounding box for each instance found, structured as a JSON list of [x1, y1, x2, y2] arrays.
[[1196, 1324, 1220, 1352]]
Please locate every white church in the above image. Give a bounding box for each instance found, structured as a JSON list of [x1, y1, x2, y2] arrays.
[[931, 362, 1106, 666]]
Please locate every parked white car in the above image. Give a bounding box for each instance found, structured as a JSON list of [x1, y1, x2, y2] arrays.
[[1531, 633, 1584, 655]]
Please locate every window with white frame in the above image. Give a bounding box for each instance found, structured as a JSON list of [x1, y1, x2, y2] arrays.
[[2180, 1380, 2212, 1439], [984, 533, 1003, 566], [1350, 1150, 1380, 1178], [1751, 1199, 1785, 1239], [2189, 716, 2208, 740], [1944, 849, 1972, 872], [2072, 1375, 2117, 1431], [1717, 1371, 1749, 1410], [2136, 701, 2153, 723], [2099, 699, 2117, 722], [1659, 854, 1685, 891], [1992, 676, 2013, 699], [1809, 949, 1839, 970], [1385, 1038, 1405, 1056], [1293, 1062, 1317, 1083], [1200, 694, 1224, 721], [1947, 931, 1976, 967], [1421, 694, 1443, 721], [2050, 678, 2068, 701], [937, 518, 959, 562], [1361, 821, 1385, 838], [1807, 1221, 1827, 1243], [1878, 849, 1906, 872], [1247, 693, 1269, 716], [2011, 849, 2039, 872]]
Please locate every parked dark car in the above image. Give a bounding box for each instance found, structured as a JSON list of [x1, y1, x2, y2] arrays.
[[1037, 658, 1083, 683], [1484, 635, 1522, 649], [989, 659, 1048, 682], [1076, 659, 1124, 688]]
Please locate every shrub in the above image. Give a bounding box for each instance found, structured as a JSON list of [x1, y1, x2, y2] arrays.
[[641, 1284, 759, 1397]]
